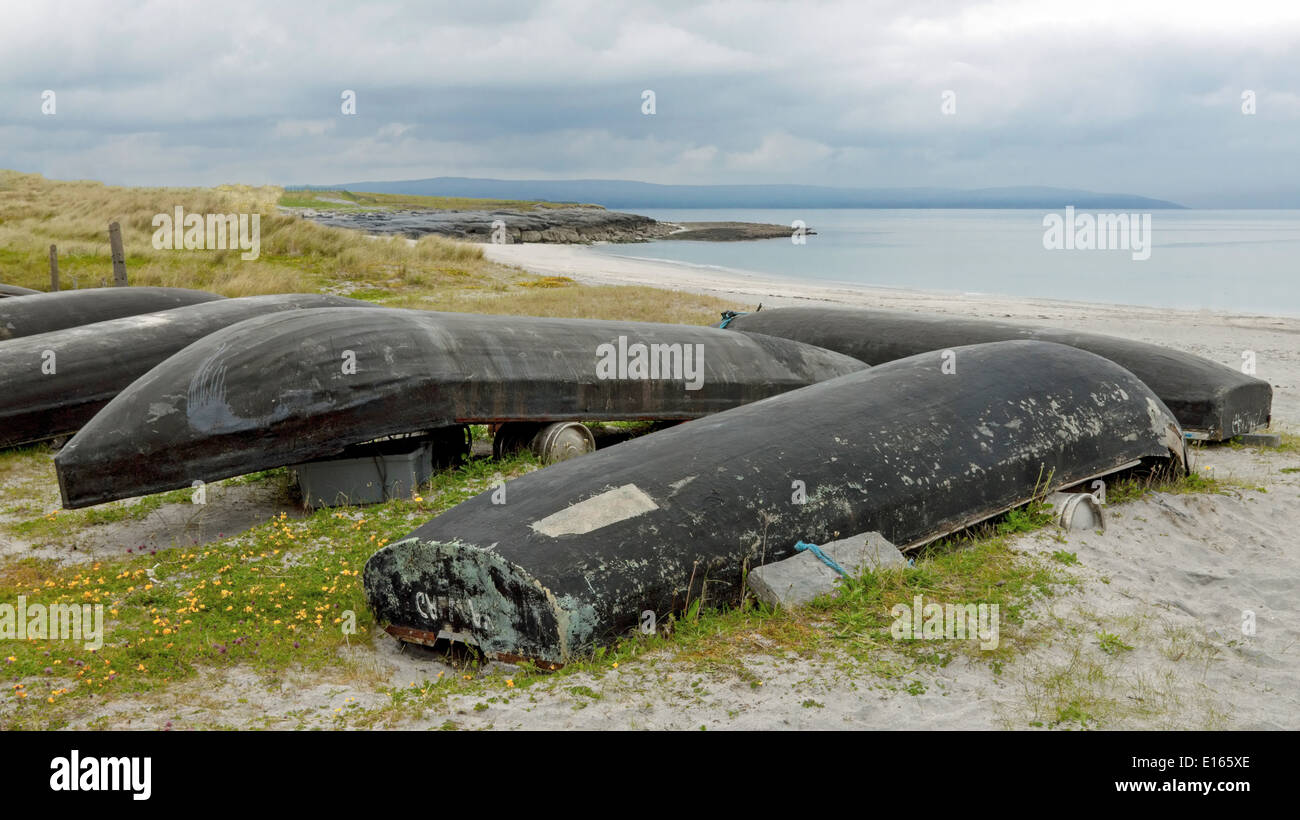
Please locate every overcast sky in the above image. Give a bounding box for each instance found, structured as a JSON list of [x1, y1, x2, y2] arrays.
[[2, 0, 1298, 205]]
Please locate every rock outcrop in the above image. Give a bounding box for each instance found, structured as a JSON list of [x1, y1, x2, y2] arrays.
[[299, 207, 678, 244], [294, 207, 803, 244]]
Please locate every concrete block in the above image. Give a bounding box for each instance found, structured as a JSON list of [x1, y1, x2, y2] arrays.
[[1238, 432, 1282, 448], [748, 531, 906, 609], [295, 438, 433, 508]]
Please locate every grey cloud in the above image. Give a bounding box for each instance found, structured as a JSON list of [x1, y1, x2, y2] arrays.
[[1, 0, 1297, 204]]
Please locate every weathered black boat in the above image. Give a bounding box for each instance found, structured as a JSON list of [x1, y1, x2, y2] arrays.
[[55, 307, 866, 507], [721, 306, 1271, 441], [0, 284, 39, 298], [0, 286, 224, 341], [0, 294, 368, 449], [363, 340, 1188, 665]]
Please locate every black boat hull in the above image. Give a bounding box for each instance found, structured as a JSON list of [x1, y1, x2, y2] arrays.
[[0, 294, 367, 449], [54, 307, 867, 507], [0, 287, 224, 340], [722, 307, 1270, 441], [363, 340, 1188, 665], [0, 284, 39, 298]]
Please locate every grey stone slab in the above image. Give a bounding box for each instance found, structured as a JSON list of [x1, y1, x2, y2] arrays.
[[748, 532, 906, 609], [1238, 432, 1282, 447]]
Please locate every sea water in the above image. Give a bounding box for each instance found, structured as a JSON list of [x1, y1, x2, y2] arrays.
[[596, 209, 1300, 316]]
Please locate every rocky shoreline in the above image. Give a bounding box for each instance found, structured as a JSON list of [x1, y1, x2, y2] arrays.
[[670, 221, 807, 241], [292, 206, 801, 243]]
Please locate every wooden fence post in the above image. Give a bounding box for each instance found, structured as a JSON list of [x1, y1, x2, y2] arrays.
[[49, 244, 59, 291], [108, 221, 127, 286]]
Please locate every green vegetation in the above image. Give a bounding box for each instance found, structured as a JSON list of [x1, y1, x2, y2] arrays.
[[1, 453, 539, 727], [0, 170, 731, 326], [1102, 464, 1227, 505], [1273, 432, 1300, 454], [807, 500, 1065, 669], [1096, 631, 1135, 655]]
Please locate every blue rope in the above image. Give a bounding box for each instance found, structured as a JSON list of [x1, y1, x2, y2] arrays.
[[718, 310, 748, 329], [794, 540, 849, 577]]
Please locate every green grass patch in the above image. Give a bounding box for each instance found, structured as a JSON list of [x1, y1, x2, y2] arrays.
[[221, 468, 291, 487], [807, 508, 1065, 668], [518, 276, 576, 288], [342, 287, 393, 303], [0, 453, 538, 727], [1102, 464, 1228, 505], [6, 489, 192, 540], [1096, 631, 1135, 655]]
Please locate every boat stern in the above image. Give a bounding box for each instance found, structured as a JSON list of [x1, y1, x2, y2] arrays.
[[363, 536, 584, 667]]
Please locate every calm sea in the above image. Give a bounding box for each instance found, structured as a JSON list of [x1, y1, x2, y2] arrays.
[[594, 209, 1300, 316]]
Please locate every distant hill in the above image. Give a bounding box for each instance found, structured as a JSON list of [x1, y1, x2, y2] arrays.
[[297, 177, 1186, 210]]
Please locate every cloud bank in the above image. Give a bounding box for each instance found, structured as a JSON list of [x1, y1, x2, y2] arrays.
[[2, 0, 1297, 204]]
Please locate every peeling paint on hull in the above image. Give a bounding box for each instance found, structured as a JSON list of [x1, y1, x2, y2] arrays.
[[724, 307, 1271, 441], [0, 295, 369, 449], [364, 340, 1188, 666], [54, 307, 866, 508], [0, 287, 224, 341]]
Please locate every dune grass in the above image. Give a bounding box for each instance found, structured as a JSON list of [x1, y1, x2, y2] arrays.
[[0, 170, 730, 324]]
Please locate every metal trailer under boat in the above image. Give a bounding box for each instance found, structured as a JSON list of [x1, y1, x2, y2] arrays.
[[0, 294, 369, 449], [0, 286, 224, 341], [363, 340, 1188, 666], [721, 306, 1272, 441], [54, 307, 867, 508]]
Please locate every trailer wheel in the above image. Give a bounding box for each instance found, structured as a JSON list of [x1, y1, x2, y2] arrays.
[[531, 422, 596, 464], [493, 422, 543, 459]]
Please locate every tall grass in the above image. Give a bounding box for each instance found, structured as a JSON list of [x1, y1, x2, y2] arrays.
[[0, 171, 511, 297], [0, 170, 733, 324]]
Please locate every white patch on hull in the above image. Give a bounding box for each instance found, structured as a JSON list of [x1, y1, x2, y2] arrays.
[[530, 484, 659, 537]]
